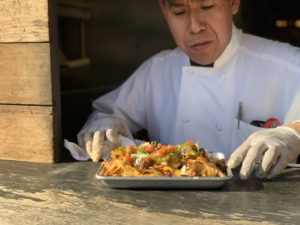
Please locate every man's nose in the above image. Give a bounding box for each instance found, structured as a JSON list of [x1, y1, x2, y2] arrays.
[[189, 12, 206, 34]]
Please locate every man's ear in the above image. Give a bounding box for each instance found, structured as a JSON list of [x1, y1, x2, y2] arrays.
[[159, 0, 166, 7], [231, 0, 240, 15], [159, 0, 168, 18]]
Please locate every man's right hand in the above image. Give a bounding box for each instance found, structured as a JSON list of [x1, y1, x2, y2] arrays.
[[78, 113, 134, 162], [84, 129, 121, 163]]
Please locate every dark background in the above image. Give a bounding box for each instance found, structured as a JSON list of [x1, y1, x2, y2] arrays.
[[58, 0, 300, 160]]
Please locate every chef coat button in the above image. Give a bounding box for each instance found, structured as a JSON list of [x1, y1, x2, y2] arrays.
[[182, 118, 190, 123], [215, 124, 223, 131]]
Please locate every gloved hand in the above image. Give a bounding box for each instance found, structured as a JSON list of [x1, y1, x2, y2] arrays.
[[227, 126, 300, 179], [77, 113, 134, 162]]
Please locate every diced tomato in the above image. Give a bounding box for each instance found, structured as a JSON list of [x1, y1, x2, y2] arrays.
[[186, 140, 193, 145], [126, 145, 137, 153], [123, 154, 131, 163], [167, 145, 175, 152], [158, 146, 167, 156], [145, 144, 154, 153]]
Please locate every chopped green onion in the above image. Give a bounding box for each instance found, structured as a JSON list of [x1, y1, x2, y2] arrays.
[[137, 146, 146, 154]]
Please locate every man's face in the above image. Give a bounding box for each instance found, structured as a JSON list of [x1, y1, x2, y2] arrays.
[[160, 0, 240, 65]]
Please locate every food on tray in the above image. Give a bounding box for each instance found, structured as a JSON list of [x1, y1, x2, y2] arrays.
[[99, 140, 227, 177]]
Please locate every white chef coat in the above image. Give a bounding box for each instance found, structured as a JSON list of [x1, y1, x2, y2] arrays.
[[87, 26, 300, 157]]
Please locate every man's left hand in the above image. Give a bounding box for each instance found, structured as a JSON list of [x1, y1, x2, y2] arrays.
[[227, 126, 300, 179]]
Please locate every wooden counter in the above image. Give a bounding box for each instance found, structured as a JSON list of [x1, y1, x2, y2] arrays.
[[0, 160, 299, 225]]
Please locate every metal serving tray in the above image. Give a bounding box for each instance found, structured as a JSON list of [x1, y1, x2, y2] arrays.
[[95, 152, 233, 189]]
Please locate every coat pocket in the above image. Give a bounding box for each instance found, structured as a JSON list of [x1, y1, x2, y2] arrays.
[[230, 118, 267, 153]]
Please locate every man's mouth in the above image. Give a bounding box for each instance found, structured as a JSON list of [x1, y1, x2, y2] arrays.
[[190, 41, 211, 51]]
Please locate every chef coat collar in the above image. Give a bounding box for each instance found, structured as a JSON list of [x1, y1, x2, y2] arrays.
[[190, 60, 214, 67], [214, 24, 240, 67]]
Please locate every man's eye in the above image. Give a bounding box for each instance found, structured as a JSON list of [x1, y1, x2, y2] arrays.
[[201, 5, 213, 10], [173, 11, 186, 16]]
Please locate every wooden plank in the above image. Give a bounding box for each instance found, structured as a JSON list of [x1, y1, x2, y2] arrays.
[[0, 105, 55, 163], [0, 0, 49, 42], [0, 43, 52, 105]]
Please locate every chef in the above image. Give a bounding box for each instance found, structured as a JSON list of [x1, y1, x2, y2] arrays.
[[65, 0, 300, 179]]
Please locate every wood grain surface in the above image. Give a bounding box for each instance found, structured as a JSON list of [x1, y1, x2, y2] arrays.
[[0, 43, 52, 105], [0, 0, 49, 42], [0, 105, 55, 163], [1, 161, 300, 225]]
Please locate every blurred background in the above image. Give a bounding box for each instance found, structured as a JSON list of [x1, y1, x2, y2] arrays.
[[57, 0, 300, 159]]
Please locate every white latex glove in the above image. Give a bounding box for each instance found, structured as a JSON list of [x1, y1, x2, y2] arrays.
[[64, 135, 135, 162], [77, 112, 134, 162], [83, 130, 135, 162], [227, 126, 300, 179]]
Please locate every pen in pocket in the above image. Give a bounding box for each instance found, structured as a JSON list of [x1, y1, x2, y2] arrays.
[[237, 101, 243, 129]]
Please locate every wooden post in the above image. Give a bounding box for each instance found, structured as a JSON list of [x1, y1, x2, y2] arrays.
[[0, 0, 61, 163]]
